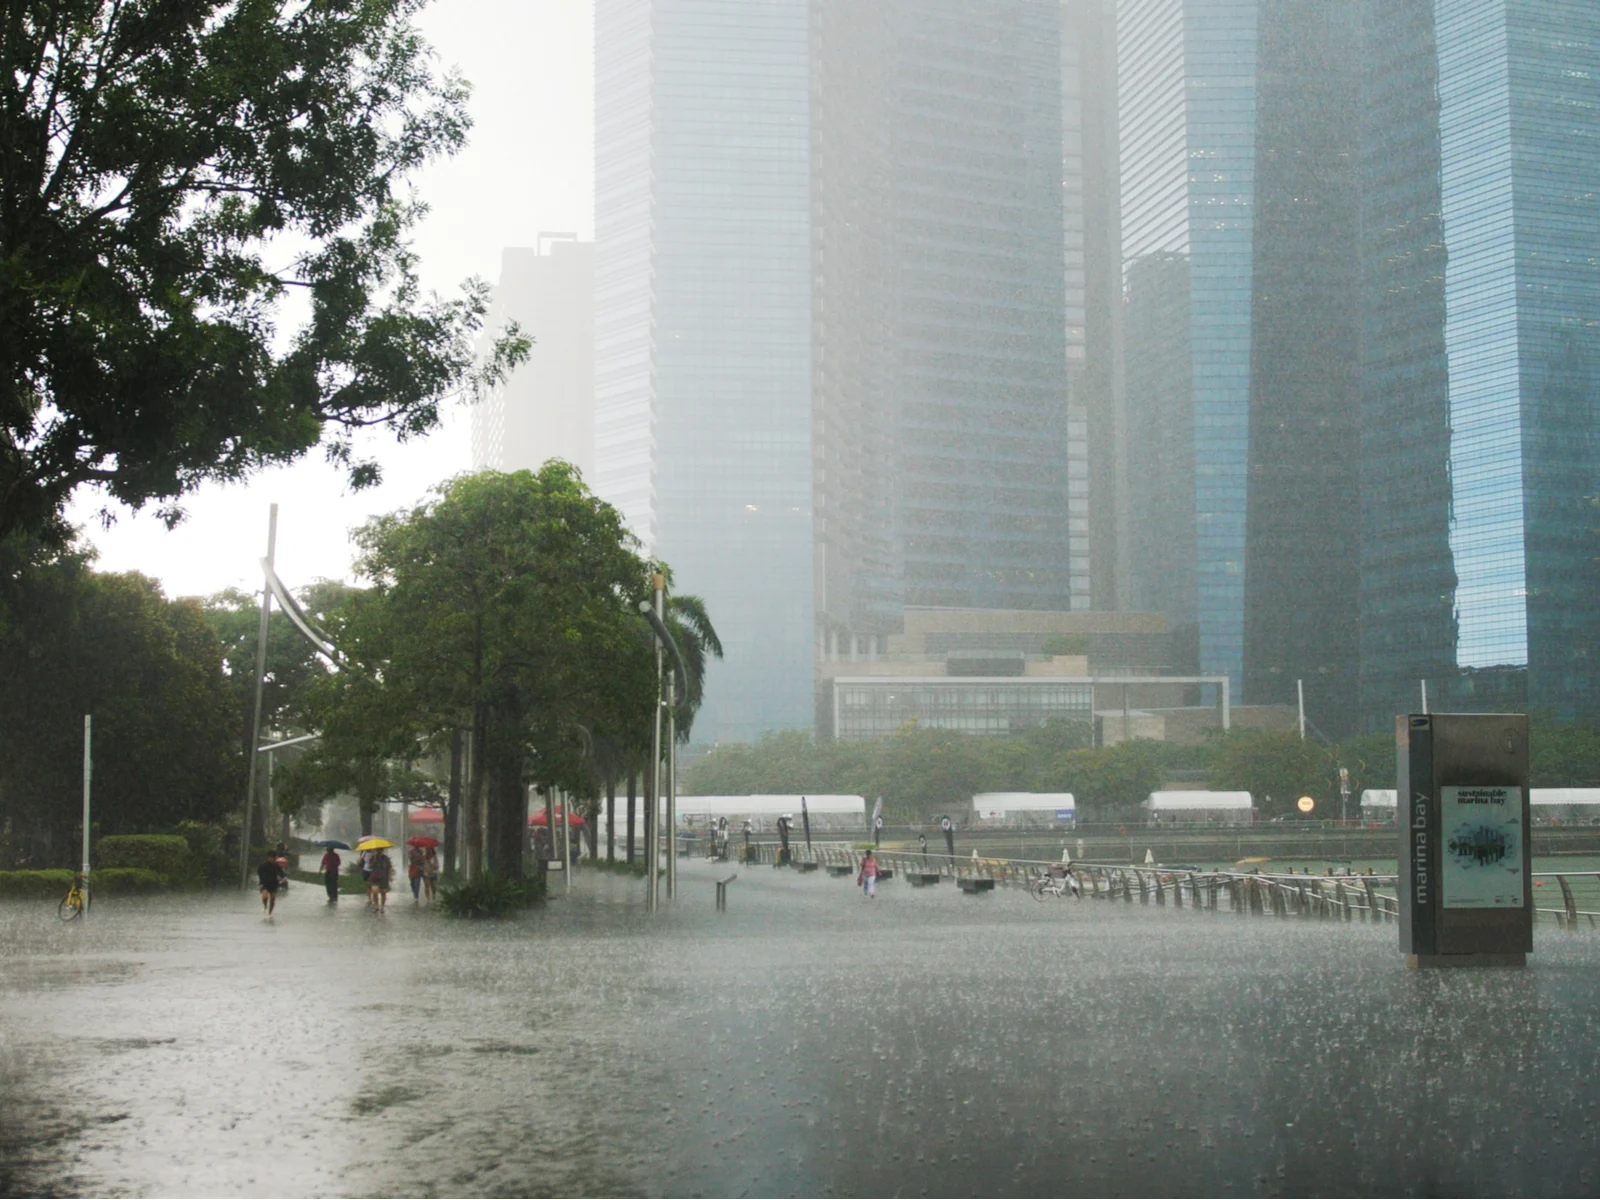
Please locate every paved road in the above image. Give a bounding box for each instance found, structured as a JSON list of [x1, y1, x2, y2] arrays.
[[3, 860, 1599, 1197]]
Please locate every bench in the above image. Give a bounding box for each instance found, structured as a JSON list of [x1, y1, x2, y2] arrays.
[[826, 865, 853, 877], [795, 861, 819, 873], [908, 872, 943, 887], [957, 878, 996, 895]]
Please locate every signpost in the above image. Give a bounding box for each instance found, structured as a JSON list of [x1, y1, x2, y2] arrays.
[[1398, 713, 1531, 967]]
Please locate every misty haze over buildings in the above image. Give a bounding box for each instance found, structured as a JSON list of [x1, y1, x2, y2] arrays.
[[471, 0, 1600, 746]]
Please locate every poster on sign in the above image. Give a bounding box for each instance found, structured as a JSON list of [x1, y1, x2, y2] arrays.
[[1440, 785, 1524, 909]]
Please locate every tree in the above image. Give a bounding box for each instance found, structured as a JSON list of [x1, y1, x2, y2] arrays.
[[0, 0, 527, 545], [348, 466, 657, 878], [0, 538, 239, 863], [1207, 729, 1334, 820]]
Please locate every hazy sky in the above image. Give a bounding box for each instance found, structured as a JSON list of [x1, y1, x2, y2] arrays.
[[66, 0, 595, 600]]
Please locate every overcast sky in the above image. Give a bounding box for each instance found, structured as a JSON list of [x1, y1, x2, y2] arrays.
[[65, 0, 595, 600]]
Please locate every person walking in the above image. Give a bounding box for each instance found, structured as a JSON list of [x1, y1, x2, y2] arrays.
[[368, 850, 393, 912], [320, 846, 342, 903], [407, 845, 424, 903], [359, 848, 373, 885], [257, 853, 286, 915], [857, 849, 880, 899], [422, 846, 440, 903]]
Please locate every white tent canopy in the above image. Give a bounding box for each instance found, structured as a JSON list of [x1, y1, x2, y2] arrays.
[[1361, 789, 1397, 809], [675, 795, 866, 826], [972, 792, 1075, 822], [1143, 791, 1253, 811], [1531, 788, 1600, 807]]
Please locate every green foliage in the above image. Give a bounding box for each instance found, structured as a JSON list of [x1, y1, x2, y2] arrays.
[[90, 868, 169, 894], [684, 723, 1169, 822], [288, 869, 367, 895], [1, 0, 528, 544], [1530, 712, 1600, 787], [588, 858, 647, 878], [170, 821, 236, 886], [0, 539, 242, 864], [437, 871, 546, 918], [97, 835, 191, 876], [0, 867, 167, 896], [0, 870, 74, 897], [1206, 729, 1335, 820]]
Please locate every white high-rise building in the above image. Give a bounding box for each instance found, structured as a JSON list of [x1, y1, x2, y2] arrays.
[[471, 236, 595, 478]]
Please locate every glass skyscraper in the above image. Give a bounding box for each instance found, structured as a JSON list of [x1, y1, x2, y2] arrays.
[[1360, 0, 1600, 723], [1120, 0, 1258, 684], [595, 0, 815, 741]]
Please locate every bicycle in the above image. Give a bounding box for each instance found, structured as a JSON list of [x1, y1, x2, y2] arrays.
[[58, 873, 90, 921], [1030, 869, 1081, 901]]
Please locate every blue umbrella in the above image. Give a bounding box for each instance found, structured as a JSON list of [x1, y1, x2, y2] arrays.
[[313, 839, 351, 849]]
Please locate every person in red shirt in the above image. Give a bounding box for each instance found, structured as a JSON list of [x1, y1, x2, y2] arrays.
[[857, 849, 880, 899], [320, 847, 341, 903]]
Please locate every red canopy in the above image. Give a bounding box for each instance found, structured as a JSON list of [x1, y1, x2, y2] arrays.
[[529, 808, 586, 829], [407, 809, 444, 824]]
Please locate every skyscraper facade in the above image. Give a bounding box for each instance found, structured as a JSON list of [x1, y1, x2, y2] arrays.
[[1241, 2, 1363, 736], [594, 0, 815, 741], [811, 0, 1079, 658], [470, 238, 595, 478], [1119, 0, 1258, 682], [1360, 0, 1600, 723]]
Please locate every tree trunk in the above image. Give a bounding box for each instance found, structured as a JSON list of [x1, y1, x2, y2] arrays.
[[359, 804, 373, 837], [626, 770, 637, 863], [444, 727, 463, 879], [485, 763, 526, 880], [606, 777, 616, 861], [464, 706, 487, 878]]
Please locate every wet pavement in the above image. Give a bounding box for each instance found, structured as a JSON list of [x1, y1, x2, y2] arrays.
[[3, 859, 1600, 1197]]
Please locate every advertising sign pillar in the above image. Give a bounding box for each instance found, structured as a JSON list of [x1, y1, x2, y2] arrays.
[[1398, 713, 1532, 967]]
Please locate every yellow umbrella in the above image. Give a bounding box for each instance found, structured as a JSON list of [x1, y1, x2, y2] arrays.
[[356, 837, 395, 851]]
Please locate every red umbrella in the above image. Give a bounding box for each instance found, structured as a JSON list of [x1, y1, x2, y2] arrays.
[[408, 809, 444, 823], [528, 808, 586, 829], [406, 835, 441, 848]]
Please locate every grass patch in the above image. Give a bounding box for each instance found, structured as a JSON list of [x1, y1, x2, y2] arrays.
[[288, 869, 368, 895], [588, 858, 648, 877], [436, 872, 546, 918]]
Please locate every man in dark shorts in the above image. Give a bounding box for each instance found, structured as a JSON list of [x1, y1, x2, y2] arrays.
[[258, 854, 285, 914]]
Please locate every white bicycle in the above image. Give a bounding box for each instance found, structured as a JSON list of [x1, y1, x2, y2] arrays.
[[1030, 869, 1081, 901]]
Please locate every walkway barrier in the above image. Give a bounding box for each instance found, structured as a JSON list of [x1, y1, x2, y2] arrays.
[[742, 839, 1600, 933], [714, 873, 737, 912]]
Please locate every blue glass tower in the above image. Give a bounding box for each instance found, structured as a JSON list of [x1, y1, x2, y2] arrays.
[[1120, 0, 1258, 683], [1360, 0, 1600, 722]]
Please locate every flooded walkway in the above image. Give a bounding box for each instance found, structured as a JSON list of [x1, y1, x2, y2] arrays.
[[3, 859, 1599, 1197]]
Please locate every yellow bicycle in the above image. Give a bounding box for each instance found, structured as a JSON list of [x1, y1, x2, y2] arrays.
[[58, 873, 90, 921]]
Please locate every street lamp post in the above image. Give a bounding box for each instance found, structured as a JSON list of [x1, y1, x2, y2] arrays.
[[239, 504, 278, 888]]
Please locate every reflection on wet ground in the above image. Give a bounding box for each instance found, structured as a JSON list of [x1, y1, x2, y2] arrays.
[[3, 859, 1599, 1197]]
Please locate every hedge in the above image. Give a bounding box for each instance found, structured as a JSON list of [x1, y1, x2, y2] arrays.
[[97, 834, 192, 876], [0, 867, 171, 897]]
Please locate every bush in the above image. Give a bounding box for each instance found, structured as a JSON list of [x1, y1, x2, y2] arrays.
[[0, 868, 168, 896], [589, 858, 647, 877], [0, 869, 74, 897], [92, 868, 168, 894], [172, 822, 233, 885], [437, 872, 546, 918], [97, 834, 191, 876]]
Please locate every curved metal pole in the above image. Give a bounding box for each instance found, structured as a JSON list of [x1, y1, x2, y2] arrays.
[[239, 504, 277, 889]]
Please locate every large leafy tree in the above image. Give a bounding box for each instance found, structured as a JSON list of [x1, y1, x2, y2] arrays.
[[0, 538, 239, 863], [0, 0, 525, 544], [336, 465, 658, 878]]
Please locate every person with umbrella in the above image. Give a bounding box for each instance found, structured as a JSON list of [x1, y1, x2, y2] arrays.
[[358, 838, 395, 911], [317, 841, 348, 904], [406, 836, 442, 903], [423, 844, 440, 902], [406, 841, 425, 903]]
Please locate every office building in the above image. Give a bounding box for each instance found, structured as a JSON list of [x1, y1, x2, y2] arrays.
[[1119, 0, 1259, 684], [811, 0, 1080, 645], [595, 0, 815, 741], [1241, 2, 1363, 736], [470, 237, 595, 476], [1359, 0, 1600, 724]]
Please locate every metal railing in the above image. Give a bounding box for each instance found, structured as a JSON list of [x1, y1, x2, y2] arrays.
[[732, 839, 1600, 933]]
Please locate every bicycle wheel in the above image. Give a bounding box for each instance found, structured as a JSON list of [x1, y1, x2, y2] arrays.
[[1030, 879, 1050, 902], [57, 890, 83, 921]]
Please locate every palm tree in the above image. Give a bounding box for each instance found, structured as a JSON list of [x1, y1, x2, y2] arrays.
[[663, 592, 723, 743]]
